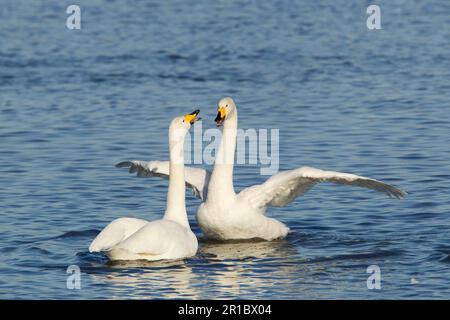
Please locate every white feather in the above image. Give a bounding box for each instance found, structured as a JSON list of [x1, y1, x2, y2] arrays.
[[117, 98, 406, 241], [89, 116, 198, 261]]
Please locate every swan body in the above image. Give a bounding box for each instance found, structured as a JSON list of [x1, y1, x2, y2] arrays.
[[117, 98, 406, 241], [89, 111, 200, 260], [105, 219, 197, 261], [197, 196, 289, 240]]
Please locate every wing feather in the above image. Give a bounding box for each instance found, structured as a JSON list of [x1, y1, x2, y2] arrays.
[[112, 220, 180, 256], [241, 166, 407, 209], [116, 160, 211, 200], [89, 217, 148, 252]]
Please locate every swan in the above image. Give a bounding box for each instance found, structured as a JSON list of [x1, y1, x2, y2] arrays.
[[89, 110, 201, 260], [117, 98, 406, 241]]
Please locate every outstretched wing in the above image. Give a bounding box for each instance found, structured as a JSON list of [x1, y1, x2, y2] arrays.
[[240, 166, 407, 209], [115, 160, 211, 200]]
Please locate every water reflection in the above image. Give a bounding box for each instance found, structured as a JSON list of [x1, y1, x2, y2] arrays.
[[88, 238, 303, 299], [81, 231, 394, 299], [90, 259, 201, 299], [199, 239, 298, 297], [200, 238, 296, 260]]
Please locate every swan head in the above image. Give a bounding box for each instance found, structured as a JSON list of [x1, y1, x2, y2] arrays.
[[215, 97, 236, 127], [169, 109, 201, 141]]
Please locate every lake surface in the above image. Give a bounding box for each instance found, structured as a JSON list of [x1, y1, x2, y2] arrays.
[[0, 0, 449, 299]]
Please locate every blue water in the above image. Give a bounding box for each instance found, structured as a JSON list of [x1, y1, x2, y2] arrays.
[[1, 0, 450, 299]]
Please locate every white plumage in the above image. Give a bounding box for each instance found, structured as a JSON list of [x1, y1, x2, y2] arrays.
[[117, 98, 406, 241], [89, 111, 200, 260]]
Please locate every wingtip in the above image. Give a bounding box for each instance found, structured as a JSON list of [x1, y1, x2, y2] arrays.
[[115, 161, 130, 168], [393, 189, 408, 199], [399, 190, 408, 199]]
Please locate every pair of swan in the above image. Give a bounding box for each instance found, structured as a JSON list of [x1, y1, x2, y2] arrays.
[[89, 110, 201, 261], [90, 97, 406, 261]]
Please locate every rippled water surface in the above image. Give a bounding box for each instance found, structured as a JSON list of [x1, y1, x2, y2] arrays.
[[1, 0, 449, 299]]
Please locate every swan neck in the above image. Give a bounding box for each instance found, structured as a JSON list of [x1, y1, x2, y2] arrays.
[[209, 112, 237, 201], [164, 133, 189, 229]]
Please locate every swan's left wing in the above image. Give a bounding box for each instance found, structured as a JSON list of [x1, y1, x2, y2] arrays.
[[241, 166, 407, 209], [115, 160, 211, 200]]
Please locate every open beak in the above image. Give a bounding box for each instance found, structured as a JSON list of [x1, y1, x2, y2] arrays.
[[214, 107, 226, 127], [184, 109, 201, 124]]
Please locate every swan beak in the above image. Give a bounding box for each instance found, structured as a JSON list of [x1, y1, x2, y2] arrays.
[[184, 109, 201, 124], [215, 107, 226, 127]]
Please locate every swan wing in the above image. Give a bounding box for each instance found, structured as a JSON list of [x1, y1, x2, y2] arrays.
[[112, 220, 182, 256], [89, 217, 148, 252], [241, 166, 407, 209], [116, 160, 211, 200]]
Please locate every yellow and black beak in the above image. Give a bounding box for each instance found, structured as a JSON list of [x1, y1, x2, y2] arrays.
[[184, 109, 201, 124], [214, 107, 226, 127]]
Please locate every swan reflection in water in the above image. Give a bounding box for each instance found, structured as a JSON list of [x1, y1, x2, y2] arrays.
[[88, 237, 309, 299], [200, 237, 296, 260], [89, 258, 200, 299], [197, 238, 301, 297]]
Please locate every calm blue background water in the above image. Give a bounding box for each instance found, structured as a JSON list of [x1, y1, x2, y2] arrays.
[[1, 0, 449, 299]]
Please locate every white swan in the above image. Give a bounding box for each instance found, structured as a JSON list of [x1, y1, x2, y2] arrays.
[[89, 110, 201, 260], [117, 98, 406, 241]]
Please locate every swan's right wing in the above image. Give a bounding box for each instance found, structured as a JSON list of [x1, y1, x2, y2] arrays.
[[111, 220, 183, 256], [241, 166, 407, 209], [116, 160, 211, 200], [89, 217, 148, 252]]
